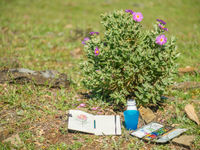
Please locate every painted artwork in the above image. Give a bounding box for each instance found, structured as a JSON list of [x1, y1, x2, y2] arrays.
[[76, 114, 88, 127]]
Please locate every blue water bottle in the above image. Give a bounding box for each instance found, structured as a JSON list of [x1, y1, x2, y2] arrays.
[[123, 99, 139, 130]]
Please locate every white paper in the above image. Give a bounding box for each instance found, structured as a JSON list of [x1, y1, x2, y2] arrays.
[[94, 115, 121, 135], [68, 110, 121, 135], [68, 110, 95, 134]]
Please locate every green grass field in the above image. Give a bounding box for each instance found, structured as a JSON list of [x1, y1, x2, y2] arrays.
[[0, 0, 200, 149]]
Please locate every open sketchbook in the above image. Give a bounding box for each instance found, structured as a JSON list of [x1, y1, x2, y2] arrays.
[[68, 110, 121, 135]]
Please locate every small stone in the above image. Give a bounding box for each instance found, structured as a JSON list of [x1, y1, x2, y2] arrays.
[[40, 70, 59, 78], [172, 135, 195, 147], [9, 68, 37, 75], [3, 134, 23, 146], [138, 106, 156, 123]]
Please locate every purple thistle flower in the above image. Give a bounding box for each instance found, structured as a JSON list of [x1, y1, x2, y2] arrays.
[[156, 34, 167, 45], [90, 32, 99, 35], [94, 47, 99, 56], [81, 37, 90, 45], [158, 24, 164, 29], [163, 28, 168, 31], [125, 9, 134, 14], [90, 32, 95, 35], [158, 24, 168, 32], [156, 19, 166, 25], [133, 12, 143, 22]]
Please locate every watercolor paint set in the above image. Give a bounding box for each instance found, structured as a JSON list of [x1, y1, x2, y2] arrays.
[[131, 122, 187, 143]]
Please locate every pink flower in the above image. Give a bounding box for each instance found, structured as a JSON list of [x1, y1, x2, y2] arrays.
[[163, 28, 168, 31], [90, 32, 99, 35], [156, 34, 167, 45], [94, 47, 100, 56], [77, 103, 86, 108], [158, 24, 164, 29], [77, 114, 87, 121], [81, 37, 90, 45], [92, 107, 99, 111], [157, 19, 166, 25], [133, 12, 143, 22], [160, 119, 164, 123], [125, 9, 134, 14], [97, 111, 103, 114], [158, 24, 168, 31]]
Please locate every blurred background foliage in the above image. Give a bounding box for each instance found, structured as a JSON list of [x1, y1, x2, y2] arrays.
[[0, 0, 199, 72]]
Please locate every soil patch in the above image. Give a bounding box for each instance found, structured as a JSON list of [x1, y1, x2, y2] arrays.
[[0, 68, 70, 88]]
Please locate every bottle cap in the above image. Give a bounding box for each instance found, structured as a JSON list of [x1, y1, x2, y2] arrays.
[[127, 99, 137, 110], [127, 99, 136, 106]]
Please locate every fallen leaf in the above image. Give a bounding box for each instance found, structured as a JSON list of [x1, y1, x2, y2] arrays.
[[138, 106, 156, 123], [185, 104, 200, 125]]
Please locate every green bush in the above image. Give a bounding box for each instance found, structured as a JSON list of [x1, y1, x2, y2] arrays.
[[80, 10, 179, 106]]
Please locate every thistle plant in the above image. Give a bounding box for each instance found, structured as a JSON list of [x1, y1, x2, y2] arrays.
[[80, 10, 178, 106]]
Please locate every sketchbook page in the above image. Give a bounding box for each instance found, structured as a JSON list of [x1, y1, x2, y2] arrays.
[[115, 115, 122, 135], [68, 110, 95, 134], [94, 115, 121, 135], [131, 122, 163, 138]]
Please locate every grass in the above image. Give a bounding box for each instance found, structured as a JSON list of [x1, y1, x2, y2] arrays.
[[0, 0, 200, 149]]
